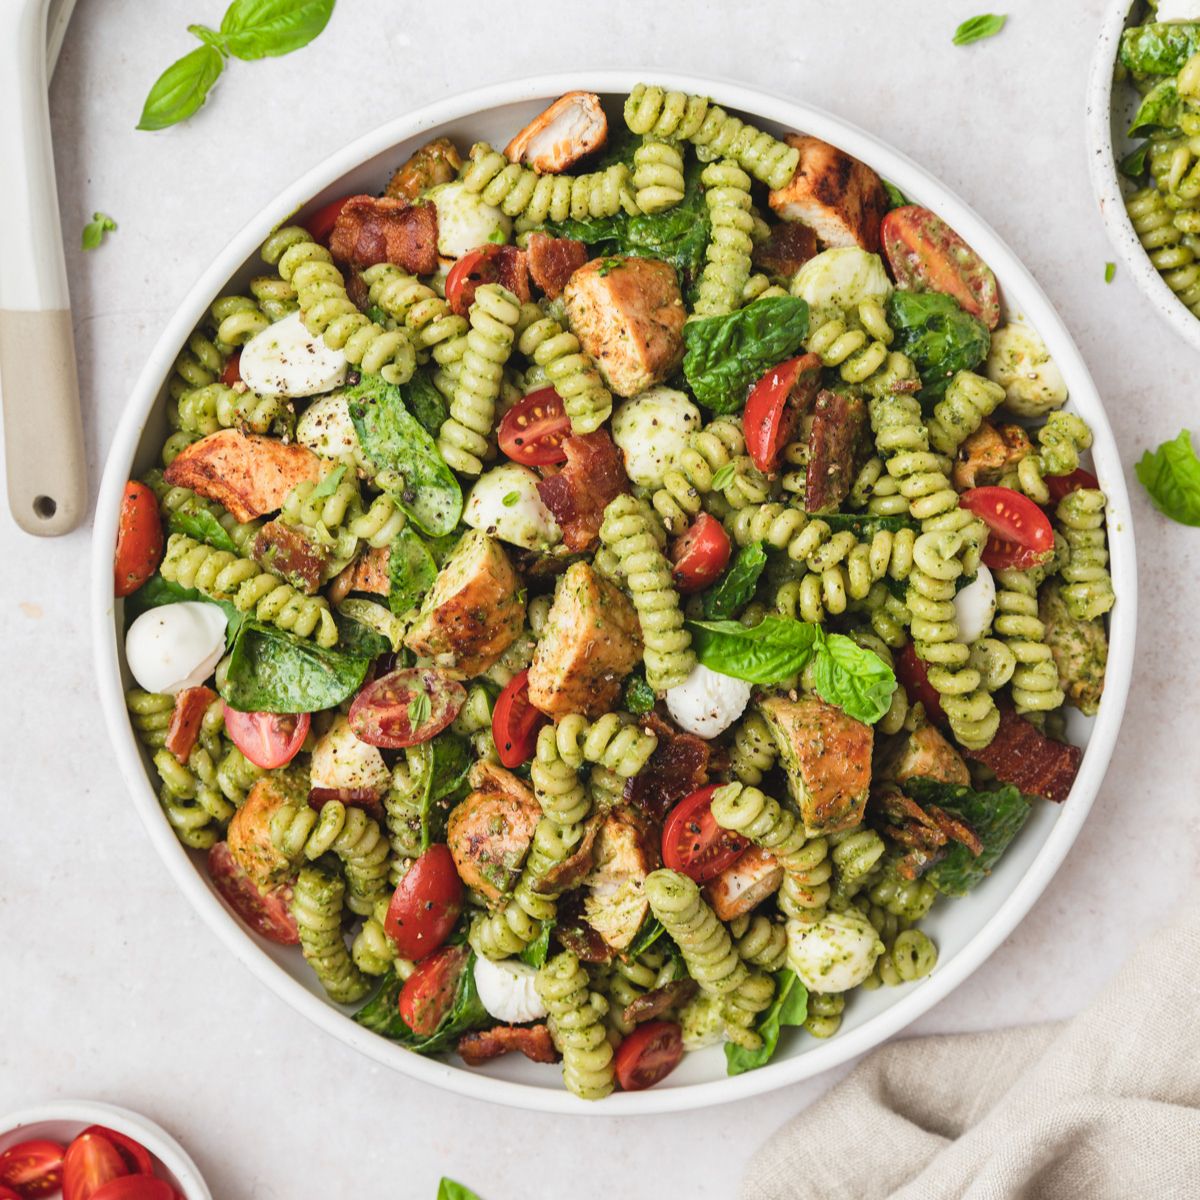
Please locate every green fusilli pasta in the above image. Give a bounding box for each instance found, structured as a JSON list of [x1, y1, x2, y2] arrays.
[[804, 992, 845, 1038], [806, 301, 892, 383], [993, 569, 1064, 714], [692, 159, 754, 318], [775, 839, 831, 925], [1056, 489, 1116, 620], [710, 783, 816, 876], [926, 370, 1005, 456], [552, 713, 658, 778], [291, 865, 371, 1004], [729, 711, 779, 786], [730, 913, 789, 972], [536, 951, 615, 1100], [517, 309, 613, 435], [632, 136, 686, 213]]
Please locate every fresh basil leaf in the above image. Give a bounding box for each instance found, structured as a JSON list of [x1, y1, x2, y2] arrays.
[[137, 44, 225, 131], [1105, 262, 1116, 284], [219, 0, 336, 60], [810, 630, 896, 725], [622, 672, 657, 716], [1120, 22, 1200, 77], [165, 503, 237, 554], [1136, 429, 1200, 526], [683, 297, 810, 415], [307, 463, 346, 501], [702, 542, 767, 620], [347, 373, 462, 536], [883, 180, 910, 210], [219, 619, 370, 713], [687, 615, 819, 683], [1119, 142, 1151, 179], [625, 916, 665, 961], [387, 525, 438, 615], [81, 212, 117, 251], [437, 1180, 483, 1200], [428, 732, 472, 807], [886, 289, 990, 399], [407, 691, 432, 731], [725, 969, 808, 1076], [709, 461, 736, 492], [518, 921, 554, 968], [1129, 78, 1180, 136], [952, 13, 1006, 45], [123, 573, 244, 646], [905, 778, 1033, 897], [403, 366, 449, 436]]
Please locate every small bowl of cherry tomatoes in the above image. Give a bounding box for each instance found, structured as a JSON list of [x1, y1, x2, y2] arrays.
[[0, 1103, 211, 1200]]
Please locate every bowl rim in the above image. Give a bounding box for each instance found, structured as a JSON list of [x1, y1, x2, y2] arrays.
[[91, 69, 1137, 1115], [1085, 0, 1200, 351], [0, 1100, 212, 1199]]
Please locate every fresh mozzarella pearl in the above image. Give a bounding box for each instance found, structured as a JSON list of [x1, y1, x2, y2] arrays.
[[665, 663, 753, 739], [428, 181, 511, 259], [1156, 0, 1200, 21], [125, 602, 227, 696], [954, 565, 997, 644], [296, 392, 360, 460], [786, 911, 884, 994], [985, 322, 1068, 418], [464, 463, 562, 550], [791, 247, 892, 309], [238, 310, 347, 399], [611, 386, 701, 489], [473, 954, 547, 1024], [679, 991, 726, 1050], [309, 715, 390, 793]]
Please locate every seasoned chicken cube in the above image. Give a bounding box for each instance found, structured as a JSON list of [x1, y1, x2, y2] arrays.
[[583, 806, 660, 951], [404, 530, 525, 677], [163, 429, 322, 524], [226, 776, 297, 888], [527, 562, 643, 719], [887, 723, 970, 787], [768, 134, 889, 252], [251, 520, 328, 595], [953, 421, 1034, 491], [447, 767, 541, 902], [328, 544, 390, 605], [385, 137, 463, 202], [504, 91, 607, 174], [704, 846, 783, 922], [1040, 580, 1108, 717], [563, 256, 685, 398], [758, 694, 873, 835]]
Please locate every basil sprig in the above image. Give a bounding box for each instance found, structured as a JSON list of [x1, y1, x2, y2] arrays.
[[952, 13, 1006, 46], [1135, 429, 1200, 526], [81, 212, 117, 251]]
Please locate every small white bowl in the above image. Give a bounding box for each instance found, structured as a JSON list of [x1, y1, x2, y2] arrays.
[[1087, 0, 1200, 351], [0, 1101, 212, 1199]]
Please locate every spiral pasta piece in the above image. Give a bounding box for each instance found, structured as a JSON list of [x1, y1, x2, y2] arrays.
[[992, 568, 1064, 714], [632, 136, 685, 213], [173, 380, 289, 438], [806, 301, 892, 383], [603, 951, 671, 1036], [729, 710, 779, 785], [291, 865, 371, 1004], [361, 263, 469, 372], [161, 533, 338, 646], [517, 311, 613, 435], [552, 714, 658, 778], [803, 992, 845, 1038], [346, 493, 406, 549], [1057, 489, 1115, 620], [926, 370, 1005, 456], [828, 825, 887, 908], [536, 951, 615, 1100], [1000, 412, 1094, 504], [645, 869, 747, 996], [216, 743, 265, 807], [168, 327, 226, 403], [872, 928, 938, 987], [729, 914, 789, 972], [868, 857, 937, 922], [249, 274, 298, 323], [210, 293, 272, 351], [352, 896, 402, 977], [1127, 187, 1200, 315], [144, 470, 262, 555], [692, 159, 754, 318], [710, 783, 815, 876], [775, 839, 831, 925]]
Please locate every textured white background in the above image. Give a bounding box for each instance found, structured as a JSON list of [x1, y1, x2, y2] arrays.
[[3, 1, 1198, 1196]]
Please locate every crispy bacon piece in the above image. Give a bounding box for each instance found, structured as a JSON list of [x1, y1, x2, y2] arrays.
[[964, 708, 1083, 803], [252, 520, 328, 595], [953, 421, 1035, 490], [386, 137, 462, 202], [527, 232, 589, 299], [879, 786, 984, 880], [329, 195, 438, 275], [536, 430, 628, 552], [165, 686, 216, 764], [458, 1024, 560, 1067], [622, 978, 699, 1027], [624, 711, 711, 825], [505, 91, 607, 174], [556, 891, 614, 963], [752, 221, 818, 279], [806, 389, 866, 514], [307, 787, 384, 821]]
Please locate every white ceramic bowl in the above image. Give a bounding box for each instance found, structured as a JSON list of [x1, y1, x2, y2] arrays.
[[1087, 0, 1200, 350], [0, 1101, 212, 1199], [92, 72, 1137, 1114]]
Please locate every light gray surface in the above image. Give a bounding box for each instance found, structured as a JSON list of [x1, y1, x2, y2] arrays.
[[1, 1, 1196, 1196]]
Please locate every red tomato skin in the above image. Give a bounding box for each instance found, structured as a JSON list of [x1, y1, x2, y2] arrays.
[[743, 353, 822, 474], [0, 1187, 25, 1200], [0, 1140, 65, 1197], [164, 686, 216, 764], [114, 481, 164, 598], [89, 1179, 175, 1200], [219, 352, 242, 387], [895, 643, 946, 724], [208, 842, 299, 945], [446, 246, 502, 316], [670, 513, 732, 594], [614, 1020, 684, 1090], [881, 206, 1000, 329], [221, 705, 310, 770], [384, 844, 464, 960], [1044, 467, 1099, 505], [496, 387, 571, 466], [399, 944, 469, 1036], [62, 1133, 127, 1200], [76, 1131, 151, 1179], [661, 785, 748, 884], [492, 670, 549, 767], [349, 668, 466, 749], [304, 195, 353, 244], [960, 486, 1055, 571]]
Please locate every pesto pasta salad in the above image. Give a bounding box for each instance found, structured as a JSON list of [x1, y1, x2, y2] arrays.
[[114, 84, 1115, 1100]]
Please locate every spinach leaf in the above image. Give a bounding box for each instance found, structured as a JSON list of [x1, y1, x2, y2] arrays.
[[123, 573, 244, 646], [622, 672, 657, 716], [399, 732, 473, 850], [1135, 428, 1200, 526], [682, 296, 810, 414], [336, 598, 409, 653], [332, 608, 392, 659], [518, 921, 554, 968], [687, 615, 819, 683], [810, 629, 896, 726], [1129, 78, 1180, 136], [904, 778, 1033, 897], [219, 620, 370, 713], [347, 373, 462, 536], [1119, 142, 1151, 179], [886, 289, 991, 399], [404, 366, 449, 436], [1120, 22, 1200, 77], [625, 916, 665, 961], [165, 503, 237, 554], [725, 969, 808, 1076], [882, 180, 910, 210], [702, 542, 768, 620], [437, 1181, 483, 1200], [388, 525, 438, 615]]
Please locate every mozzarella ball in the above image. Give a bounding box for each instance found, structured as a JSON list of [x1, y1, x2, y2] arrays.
[[238, 310, 347, 399], [954, 564, 997, 644], [665, 663, 753, 739], [125, 602, 227, 696], [464, 463, 562, 550], [296, 392, 361, 461], [679, 991, 726, 1050], [786, 910, 884, 994], [611, 386, 701, 489], [473, 954, 547, 1024], [985, 322, 1068, 418], [1155, 0, 1200, 21], [309, 715, 391, 794], [791, 247, 893, 310], [428, 181, 511, 259]]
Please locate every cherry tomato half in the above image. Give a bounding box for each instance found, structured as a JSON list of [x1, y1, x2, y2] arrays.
[[670, 513, 732, 594], [0, 1140, 64, 1198], [492, 669, 549, 767], [349, 667, 466, 749], [614, 1020, 684, 1091], [164, 686, 216, 765], [961, 485, 1055, 571], [304, 195, 353, 244], [221, 705, 310, 770], [497, 387, 571, 466], [1045, 467, 1099, 505], [399, 944, 469, 1036], [743, 353, 822, 474], [62, 1133, 126, 1200], [114, 481, 164, 598], [220, 351, 242, 387], [446, 245, 503, 316], [0, 1187, 25, 1200], [76, 1131, 151, 1179], [881, 206, 1000, 329], [208, 841, 299, 945], [895, 642, 946, 724], [661, 785, 748, 884], [89, 1179, 175, 1200], [384, 844, 464, 960]]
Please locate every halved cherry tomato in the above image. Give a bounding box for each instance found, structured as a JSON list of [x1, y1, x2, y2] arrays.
[[961, 485, 1055, 571], [614, 1020, 684, 1090], [0, 1187, 25, 1200], [90, 1179, 175, 1200], [662, 784, 748, 884], [1044, 467, 1099, 505], [881, 206, 1000, 329], [308, 786, 383, 811], [0, 1140, 64, 1197], [62, 1133, 126, 1200], [492, 669, 549, 767], [208, 841, 299, 945], [76, 1131, 151, 1179], [895, 643, 946, 724], [220, 351, 242, 387], [445, 245, 500, 316], [165, 686, 216, 764], [670, 513, 732, 594], [114, 481, 164, 598], [384, 843, 464, 960], [304, 194, 353, 244], [349, 667, 466, 749], [221, 705, 310, 770], [497, 387, 571, 466], [743, 352, 822, 474], [399, 944, 469, 1036]]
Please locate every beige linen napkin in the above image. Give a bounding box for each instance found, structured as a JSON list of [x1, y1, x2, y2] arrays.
[[743, 892, 1200, 1200]]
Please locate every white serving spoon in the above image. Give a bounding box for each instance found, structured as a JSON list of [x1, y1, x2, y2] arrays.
[[0, 0, 84, 536]]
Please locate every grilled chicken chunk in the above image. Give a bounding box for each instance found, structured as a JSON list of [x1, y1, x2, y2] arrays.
[[504, 91, 607, 174]]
